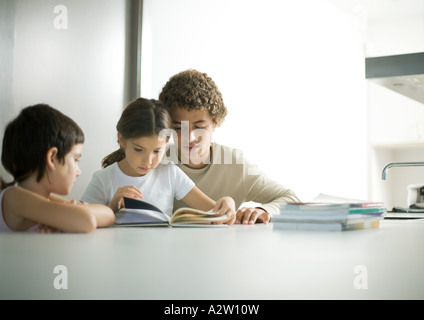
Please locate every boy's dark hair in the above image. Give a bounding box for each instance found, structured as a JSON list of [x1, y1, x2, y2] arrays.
[[101, 98, 171, 168], [159, 69, 227, 126], [1, 104, 84, 189]]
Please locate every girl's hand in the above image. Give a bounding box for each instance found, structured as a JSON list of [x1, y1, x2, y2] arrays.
[[212, 197, 236, 225], [108, 186, 143, 212], [235, 207, 271, 225]]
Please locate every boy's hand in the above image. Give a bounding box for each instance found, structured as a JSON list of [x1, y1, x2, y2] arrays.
[[236, 207, 271, 225]]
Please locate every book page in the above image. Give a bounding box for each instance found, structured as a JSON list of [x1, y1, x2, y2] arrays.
[[308, 193, 384, 208], [115, 208, 169, 225], [171, 209, 228, 224]]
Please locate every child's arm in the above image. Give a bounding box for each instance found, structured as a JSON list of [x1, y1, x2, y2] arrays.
[[2, 188, 114, 233], [75, 201, 116, 227], [47, 193, 71, 203], [181, 186, 215, 211], [43, 194, 115, 228], [181, 187, 236, 224]]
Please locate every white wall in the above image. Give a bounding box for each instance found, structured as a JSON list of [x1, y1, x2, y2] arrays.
[[365, 0, 424, 208], [365, 0, 424, 57], [0, 0, 16, 180], [2, 0, 370, 203], [369, 82, 424, 208], [141, 0, 368, 201], [1, 0, 130, 200]]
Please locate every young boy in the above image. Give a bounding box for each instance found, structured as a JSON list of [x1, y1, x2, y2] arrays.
[[159, 69, 300, 224], [1, 104, 115, 232]]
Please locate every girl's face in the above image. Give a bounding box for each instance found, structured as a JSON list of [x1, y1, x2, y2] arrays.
[[54, 143, 83, 195], [169, 108, 216, 169], [119, 134, 167, 177]]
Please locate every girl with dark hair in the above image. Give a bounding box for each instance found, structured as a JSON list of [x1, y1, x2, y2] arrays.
[[0, 104, 115, 233], [81, 98, 235, 223]]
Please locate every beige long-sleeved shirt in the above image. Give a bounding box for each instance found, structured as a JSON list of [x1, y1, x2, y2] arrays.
[[169, 143, 300, 215]]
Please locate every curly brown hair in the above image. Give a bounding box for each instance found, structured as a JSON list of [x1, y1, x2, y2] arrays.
[[159, 69, 228, 126]]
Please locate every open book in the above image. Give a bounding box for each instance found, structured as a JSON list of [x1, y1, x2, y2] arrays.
[[114, 197, 229, 227]]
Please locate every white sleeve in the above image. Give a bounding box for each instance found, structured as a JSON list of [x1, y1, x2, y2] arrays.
[[80, 170, 110, 204], [171, 165, 195, 201]]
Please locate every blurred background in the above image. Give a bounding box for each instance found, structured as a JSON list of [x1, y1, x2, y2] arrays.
[[2, 0, 424, 208]]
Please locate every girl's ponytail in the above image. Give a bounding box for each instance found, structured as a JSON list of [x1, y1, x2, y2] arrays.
[[101, 148, 125, 168], [0, 177, 15, 191], [0, 178, 6, 190]]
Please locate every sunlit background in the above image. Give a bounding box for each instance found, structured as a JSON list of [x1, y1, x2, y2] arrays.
[[2, 0, 424, 207], [141, 0, 367, 202]]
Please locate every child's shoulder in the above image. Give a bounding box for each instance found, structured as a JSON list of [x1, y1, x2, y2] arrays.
[[1, 186, 44, 231], [2, 185, 44, 203], [155, 161, 179, 173], [211, 142, 246, 164], [92, 162, 119, 178], [1, 185, 20, 199], [154, 162, 189, 180]]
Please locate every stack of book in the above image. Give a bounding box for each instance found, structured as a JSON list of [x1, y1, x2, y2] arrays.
[[272, 194, 386, 231]]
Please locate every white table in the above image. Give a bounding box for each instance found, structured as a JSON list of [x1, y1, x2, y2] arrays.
[[1, 219, 423, 300]]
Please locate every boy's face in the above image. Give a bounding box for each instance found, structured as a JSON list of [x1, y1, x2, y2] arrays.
[[169, 108, 216, 169], [119, 134, 167, 177], [54, 143, 83, 195]]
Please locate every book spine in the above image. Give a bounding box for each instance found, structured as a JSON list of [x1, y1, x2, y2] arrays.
[[343, 219, 380, 230], [272, 219, 380, 231], [348, 202, 385, 208], [272, 222, 342, 231], [348, 207, 386, 214]]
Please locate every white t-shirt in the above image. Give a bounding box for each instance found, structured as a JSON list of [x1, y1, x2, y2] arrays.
[[81, 162, 195, 217]]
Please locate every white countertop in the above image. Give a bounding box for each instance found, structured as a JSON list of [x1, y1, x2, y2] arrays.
[[1, 219, 423, 300]]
